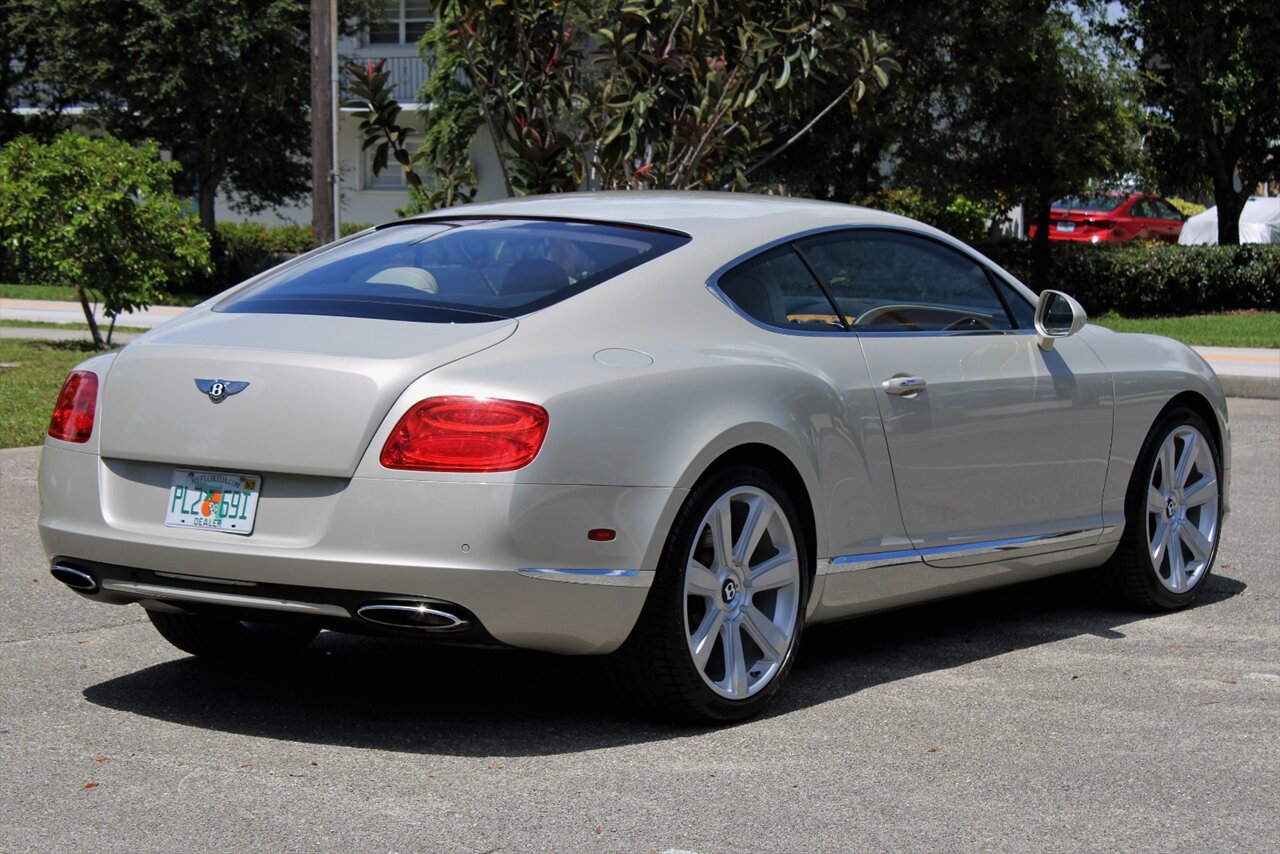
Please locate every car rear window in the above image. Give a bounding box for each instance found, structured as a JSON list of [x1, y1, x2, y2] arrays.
[[1051, 194, 1127, 212], [216, 218, 690, 323]]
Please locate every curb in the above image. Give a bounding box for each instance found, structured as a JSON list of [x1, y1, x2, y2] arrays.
[[1218, 375, 1280, 401]]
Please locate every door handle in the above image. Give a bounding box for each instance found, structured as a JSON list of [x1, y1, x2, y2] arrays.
[[882, 376, 927, 396]]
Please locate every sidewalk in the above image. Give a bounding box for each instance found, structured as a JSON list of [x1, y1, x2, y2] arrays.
[[3, 298, 1278, 399]]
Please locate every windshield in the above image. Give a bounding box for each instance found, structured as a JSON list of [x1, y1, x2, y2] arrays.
[[1051, 194, 1127, 212], [217, 218, 690, 323]]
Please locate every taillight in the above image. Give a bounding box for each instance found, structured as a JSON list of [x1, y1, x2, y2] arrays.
[[48, 371, 99, 443], [380, 396, 549, 472]]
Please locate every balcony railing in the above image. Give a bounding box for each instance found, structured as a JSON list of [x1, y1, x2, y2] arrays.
[[343, 53, 436, 106]]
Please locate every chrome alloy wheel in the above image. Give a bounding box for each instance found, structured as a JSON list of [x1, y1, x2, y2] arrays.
[[682, 486, 801, 700], [1146, 424, 1219, 594]]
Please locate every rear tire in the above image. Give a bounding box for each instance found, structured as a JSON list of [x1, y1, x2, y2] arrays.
[[610, 465, 809, 724], [1098, 406, 1223, 610], [147, 610, 319, 661]]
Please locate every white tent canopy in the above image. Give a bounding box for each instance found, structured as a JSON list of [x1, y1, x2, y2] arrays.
[[1178, 196, 1280, 244]]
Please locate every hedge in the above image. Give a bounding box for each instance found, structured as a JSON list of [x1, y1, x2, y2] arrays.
[[178, 221, 372, 296], [974, 241, 1280, 317]]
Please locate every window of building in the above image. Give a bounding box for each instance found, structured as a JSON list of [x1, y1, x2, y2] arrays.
[[363, 138, 418, 190], [368, 0, 432, 46]]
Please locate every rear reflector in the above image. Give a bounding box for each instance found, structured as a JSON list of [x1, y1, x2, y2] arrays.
[[48, 371, 98, 443], [380, 396, 549, 472]]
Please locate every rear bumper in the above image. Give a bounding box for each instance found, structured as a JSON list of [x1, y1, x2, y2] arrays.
[[39, 444, 686, 655]]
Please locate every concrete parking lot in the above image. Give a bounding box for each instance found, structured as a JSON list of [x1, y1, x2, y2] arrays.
[[2, 398, 1277, 853]]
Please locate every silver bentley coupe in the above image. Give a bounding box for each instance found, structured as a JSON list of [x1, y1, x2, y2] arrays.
[[40, 193, 1228, 722]]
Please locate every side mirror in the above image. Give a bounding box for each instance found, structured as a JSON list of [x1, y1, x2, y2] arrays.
[[1034, 290, 1087, 351]]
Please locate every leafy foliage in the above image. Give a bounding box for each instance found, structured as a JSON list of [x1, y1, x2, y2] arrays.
[[852, 189, 995, 244], [979, 240, 1280, 317], [1121, 1, 1280, 244], [1166, 198, 1208, 219], [352, 0, 899, 201], [18, 0, 379, 232], [0, 133, 210, 349]]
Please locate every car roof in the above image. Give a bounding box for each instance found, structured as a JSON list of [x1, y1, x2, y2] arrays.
[[400, 191, 937, 244]]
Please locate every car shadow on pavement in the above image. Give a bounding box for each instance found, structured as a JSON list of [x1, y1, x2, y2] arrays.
[[82, 570, 1246, 756]]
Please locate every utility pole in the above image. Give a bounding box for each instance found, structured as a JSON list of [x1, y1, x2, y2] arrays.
[[310, 0, 335, 246]]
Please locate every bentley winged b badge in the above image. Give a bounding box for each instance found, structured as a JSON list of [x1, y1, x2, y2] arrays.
[[194, 379, 250, 403]]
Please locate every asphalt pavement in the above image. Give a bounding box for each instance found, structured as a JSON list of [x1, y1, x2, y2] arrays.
[[3, 298, 1278, 398], [1, 398, 1277, 853]]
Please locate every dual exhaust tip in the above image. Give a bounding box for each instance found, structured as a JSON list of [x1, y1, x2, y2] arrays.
[[355, 601, 471, 631], [50, 563, 470, 633], [51, 563, 98, 593]]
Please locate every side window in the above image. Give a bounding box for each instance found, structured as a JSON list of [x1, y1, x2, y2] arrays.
[[796, 231, 1015, 332], [1153, 199, 1183, 221], [716, 246, 845, 331], [1131, 199, 1154, 218]]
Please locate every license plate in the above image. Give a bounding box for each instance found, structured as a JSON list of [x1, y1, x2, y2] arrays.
[[1056, 222, 1076, 232], [165, 469, 261, 535]]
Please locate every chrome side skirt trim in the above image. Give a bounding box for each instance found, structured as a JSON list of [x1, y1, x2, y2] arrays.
[[517, 568, 650, 587], [829, 528, 1106, 574], [100, 580, 351, 618]]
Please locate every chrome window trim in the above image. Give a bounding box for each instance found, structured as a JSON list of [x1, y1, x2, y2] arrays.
[[706, 223, 1035, 338], [827, 528, 1106, 574]]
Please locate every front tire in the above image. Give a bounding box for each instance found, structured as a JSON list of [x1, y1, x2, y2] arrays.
[[611, 465, 809, 723], [147, 609, 319, 661], [1100, 406, 1223, 610]]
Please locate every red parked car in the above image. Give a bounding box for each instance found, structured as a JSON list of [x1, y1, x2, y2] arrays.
[[1028, 192, 1186, 243]]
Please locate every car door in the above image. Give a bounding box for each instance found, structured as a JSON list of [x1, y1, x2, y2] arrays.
[[793, 228, 1114, 567], [1150, 198, 1186, 243]]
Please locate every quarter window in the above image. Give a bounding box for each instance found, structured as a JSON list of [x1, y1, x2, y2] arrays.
[[796, 231, 1015, 332], [716, 246, 844, 331]]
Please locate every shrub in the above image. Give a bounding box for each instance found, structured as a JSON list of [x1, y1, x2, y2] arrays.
[[179, 221, 375, 295], [1166, 197, 1207, 218], [0, 133, 210, 348], [854, 189, 995, 244], [975, 240, 1280, 317]]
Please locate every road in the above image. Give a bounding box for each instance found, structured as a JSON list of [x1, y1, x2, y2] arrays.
[[2, 398, 1277, 853]]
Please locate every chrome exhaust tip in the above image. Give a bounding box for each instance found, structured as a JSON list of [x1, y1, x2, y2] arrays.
[[356, 601, 471, 631], [51, 563, 98, 592]]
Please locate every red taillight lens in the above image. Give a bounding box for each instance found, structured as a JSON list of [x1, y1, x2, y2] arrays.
[[48, 371, 98, 443], [380, 396, 549, 472]]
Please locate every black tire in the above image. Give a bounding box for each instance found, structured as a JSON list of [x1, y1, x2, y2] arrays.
[[1097, 406, 1223, 611], [146, 609, 319, 661], [609, 464, 810, 724]]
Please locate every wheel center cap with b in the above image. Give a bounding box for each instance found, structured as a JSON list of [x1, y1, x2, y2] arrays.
[[721, 578, 739, 605], [1166, 497, 1177, 517]]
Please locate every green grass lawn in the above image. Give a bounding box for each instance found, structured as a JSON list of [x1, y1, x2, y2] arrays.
[[1090, 311, 1279, 348], [0, 338, 103, 448], [1, 283, 207, 307], [0, 319, 150, 334]]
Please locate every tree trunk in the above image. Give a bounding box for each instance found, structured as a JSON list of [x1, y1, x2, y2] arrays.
[[1031, 191, 1053, 293], [76, 284, 106, 351], [197, 184, 216, 235], [1213, 180, 1245, 245]]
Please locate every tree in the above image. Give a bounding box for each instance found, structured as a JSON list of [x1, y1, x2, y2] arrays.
[[954, 2, 1142, 287], [1123, 1, 1280, 244], [760, 1, 1145, 287], [27, 0, 377, 233], [352, 0, 899, 199], [1, 2, 79, 144], [0, 133, 210, 349]]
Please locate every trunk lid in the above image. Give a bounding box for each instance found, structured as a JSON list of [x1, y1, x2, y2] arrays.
[[98, 309, 517, 477]]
